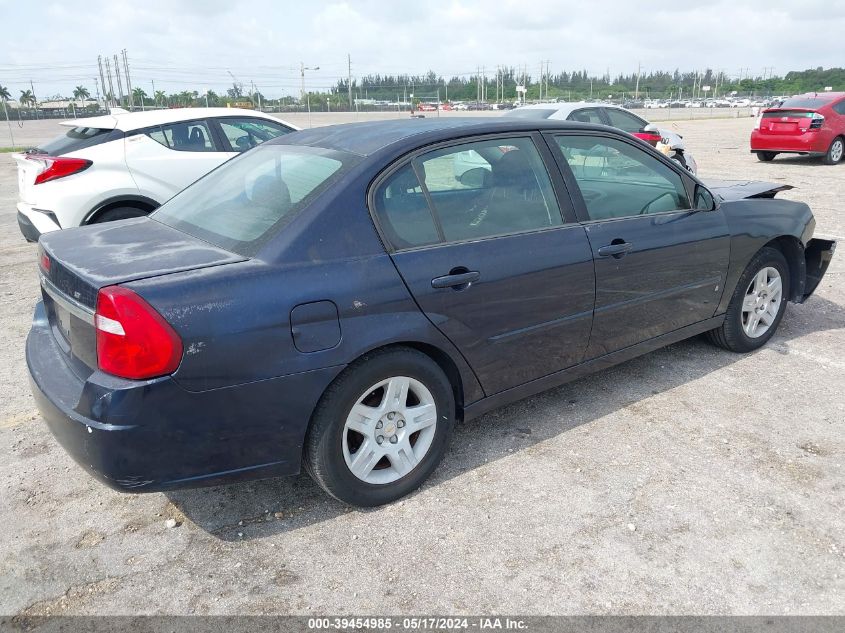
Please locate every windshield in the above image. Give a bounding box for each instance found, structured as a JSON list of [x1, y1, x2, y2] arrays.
[[502, 109, 558, 119], [153, 144, 357, 256]]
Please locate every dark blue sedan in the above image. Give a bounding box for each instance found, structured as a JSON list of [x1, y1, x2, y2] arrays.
[[27, 118, 835, 506]]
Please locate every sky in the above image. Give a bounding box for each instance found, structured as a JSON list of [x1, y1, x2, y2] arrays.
[[0, 0, 843, 100]]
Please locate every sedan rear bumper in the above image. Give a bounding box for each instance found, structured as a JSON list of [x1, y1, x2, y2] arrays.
[[750, 131, 828, 155], [27, 301, 342, 492]]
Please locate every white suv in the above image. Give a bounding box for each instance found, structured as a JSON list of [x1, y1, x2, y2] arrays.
[[15, 108, 297, 241]]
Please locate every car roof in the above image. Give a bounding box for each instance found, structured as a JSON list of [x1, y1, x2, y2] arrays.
[[508, 102, 626, 118], [274, 117, 613, 157], [59, 108, 296, 132]]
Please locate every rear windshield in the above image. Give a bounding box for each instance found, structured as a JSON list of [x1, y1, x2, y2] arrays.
[[152, 144, 357, 256], [775, 97, 834, 110], [762, 110, 818, 119], [503, 109, 558, 119], [35, 127, 121, 155]]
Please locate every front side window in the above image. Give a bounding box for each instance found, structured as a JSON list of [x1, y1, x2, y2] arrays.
[[555, 135, 690, 220], [604, 108, 647, 133], [144, 120, 219, 152], [833, 99, 845, 115], [373, 137, 562, 247], [153, 145, 355, 255], [218, 117, 293, 152]]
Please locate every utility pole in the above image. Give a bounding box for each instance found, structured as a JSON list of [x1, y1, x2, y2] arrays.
[[300, 62, 320, 103], [104, 57, 116, 108], [93, 77, 100, 111], [634, 62, 641, 101], [113, 54, 124, 106], [151, 79, 156, 107], [122, 49, 134, 109], [347, 54, 353, 110], [97, 56, 107, 110]]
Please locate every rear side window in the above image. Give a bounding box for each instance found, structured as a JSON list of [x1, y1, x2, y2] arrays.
[[568, 108, 603, 124], [218, 117, 293, 152], [833, 100, 845, 115], [604, 108, 647, 133], [373, 136, 562, 248], [142, 120, 219, 152], [152, 144, 355, 255], [36, 127, 121, 155]]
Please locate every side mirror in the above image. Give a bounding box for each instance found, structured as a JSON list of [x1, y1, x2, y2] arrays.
[[642, 123, 660, 133], [694, 184, 717, 211]]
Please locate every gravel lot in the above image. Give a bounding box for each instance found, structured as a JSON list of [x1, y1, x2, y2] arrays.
[[0, 114, 843, 616]]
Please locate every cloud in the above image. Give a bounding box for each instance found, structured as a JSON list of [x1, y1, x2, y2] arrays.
[[1, 0, 842, 98]]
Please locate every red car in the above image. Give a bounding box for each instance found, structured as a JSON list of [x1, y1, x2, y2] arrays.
[[751, 92, 845, 164]]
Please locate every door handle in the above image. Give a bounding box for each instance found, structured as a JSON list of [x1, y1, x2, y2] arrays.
[[597, 241, 633, 258], [431, 270, 480, 290]]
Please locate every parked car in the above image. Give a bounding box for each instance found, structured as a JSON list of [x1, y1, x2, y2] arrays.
[[28, 118, 835, 507], [751, 92, 845, 164], [15, 108, 297, 241], [503, 102, 698, 173]]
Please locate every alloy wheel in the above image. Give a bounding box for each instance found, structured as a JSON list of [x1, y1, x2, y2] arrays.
[[342, 376, 438, 485], [831, 139, 844, 163], [741, 267, 783, 338]]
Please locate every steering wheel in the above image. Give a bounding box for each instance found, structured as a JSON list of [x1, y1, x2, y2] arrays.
[[639, 192, 675, 215]]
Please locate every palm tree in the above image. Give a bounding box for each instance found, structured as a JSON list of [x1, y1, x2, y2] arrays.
[[72, 86, 90, 104], [132, 87, 148, 110], [154, 90, 167, 107], [0, 85, 10, 101], [19, 89, 35, 109]]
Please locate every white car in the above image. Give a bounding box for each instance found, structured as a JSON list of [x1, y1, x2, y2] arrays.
[[15, 108, 297, 241], [502, 102, 697, 174]]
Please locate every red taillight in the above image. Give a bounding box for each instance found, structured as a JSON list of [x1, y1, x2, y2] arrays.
[[38, 246, 50, 273], [633, 132, 662, 146], [28, 155, 92, 185], [95, 286, 183, 380]]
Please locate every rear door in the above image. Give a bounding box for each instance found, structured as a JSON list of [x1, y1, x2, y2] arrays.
[[124, 118, 233, 202], [371, 134, 595, 395], [548, 132, 730, 357]]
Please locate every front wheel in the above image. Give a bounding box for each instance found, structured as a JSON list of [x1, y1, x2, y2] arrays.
[[304, 347, 455, 507], [822, 137, 843, 165], [756, 151, 777, 162], [706, 247, 789, 353]]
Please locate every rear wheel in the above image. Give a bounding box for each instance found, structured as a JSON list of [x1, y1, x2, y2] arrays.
[[706, 247, 789, 353], [756, 151, 776, 162], [90, 206, 150, 224], [304, 347, 455, 507], [822, 137, 844, 165]]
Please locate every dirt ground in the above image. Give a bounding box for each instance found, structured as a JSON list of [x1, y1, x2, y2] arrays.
[[0, 113, 842, 616]]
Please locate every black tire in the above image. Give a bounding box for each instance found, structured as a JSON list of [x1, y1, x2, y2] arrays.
[[756, 151, 776, 162], [822, 137, 844, 165], [90, 206, 150, 224], [706, 247, 790, 353], [304, 347, 455, 507]]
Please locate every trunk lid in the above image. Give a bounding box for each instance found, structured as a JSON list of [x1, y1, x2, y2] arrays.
[[13, 153, 41, 204], [758, 109, 816, 135], [38, 217, 246, 377]]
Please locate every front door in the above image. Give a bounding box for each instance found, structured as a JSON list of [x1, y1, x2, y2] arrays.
[[371, 134, 596, 395], [549, 132, 730, 357]]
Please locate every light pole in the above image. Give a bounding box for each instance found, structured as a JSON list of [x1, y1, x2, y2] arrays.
[[301, 62, 320, 103]]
